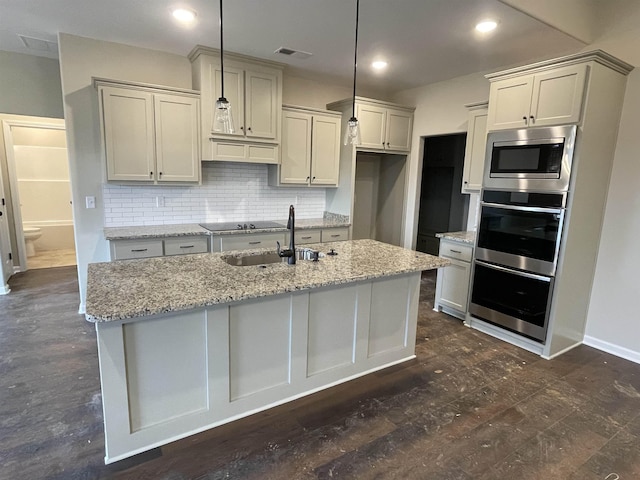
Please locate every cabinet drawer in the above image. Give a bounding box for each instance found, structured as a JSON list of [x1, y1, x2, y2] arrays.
[[111, 239, 164, 260], [295, 230, 321, 244], [439, 241, 472, 262], [164, 236, 209, 256], [321, 227, 349, 243], [219, 232, 286, 251]]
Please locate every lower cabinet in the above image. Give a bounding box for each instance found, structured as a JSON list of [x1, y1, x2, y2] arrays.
[[434, 240, 473, 320], [110, 235, 209, 260], [215, 232, 286, 252]]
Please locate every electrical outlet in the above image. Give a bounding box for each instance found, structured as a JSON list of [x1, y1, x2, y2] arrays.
[[156, 196, 165, 207], [85, 196, 96, 209]]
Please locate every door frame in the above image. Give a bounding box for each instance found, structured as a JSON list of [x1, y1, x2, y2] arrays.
[[0, 148, 12, 293], [2, 119, 68, 271]]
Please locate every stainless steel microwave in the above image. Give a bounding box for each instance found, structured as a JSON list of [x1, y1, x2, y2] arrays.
[[483, 125, 577, 192]]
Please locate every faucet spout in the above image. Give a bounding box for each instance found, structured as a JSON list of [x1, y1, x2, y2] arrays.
[[287, 205, 295, 265]]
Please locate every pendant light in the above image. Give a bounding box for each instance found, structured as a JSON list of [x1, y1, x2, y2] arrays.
[[213, 0, 235, 134], [344, 0, 361, 146]]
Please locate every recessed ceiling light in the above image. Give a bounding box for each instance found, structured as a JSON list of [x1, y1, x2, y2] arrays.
[[372, 60, 388, 71], [476, 20, 497, 33], [172, 8, 197, 23]]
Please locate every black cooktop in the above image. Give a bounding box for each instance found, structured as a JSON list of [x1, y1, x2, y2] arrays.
[[199, 221, 286, 232]]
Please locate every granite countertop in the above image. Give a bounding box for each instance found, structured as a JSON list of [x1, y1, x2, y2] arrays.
[[104, 218, 351, 240], [104, 224, 209, 240], [85, 239, 449, 322], [435, 231, 476, 244]]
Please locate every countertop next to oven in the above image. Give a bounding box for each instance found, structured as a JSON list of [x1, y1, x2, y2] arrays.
[[104, 217, 351, 241], [435, 231, 476, 245]]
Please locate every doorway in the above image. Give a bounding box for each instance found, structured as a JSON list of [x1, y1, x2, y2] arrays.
[[416, 133, 469, 255], [352, 152, 406, 246], [1, 118, 76, 271]]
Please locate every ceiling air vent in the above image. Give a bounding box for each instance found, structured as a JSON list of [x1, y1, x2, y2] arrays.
[[18, 35, 57, 52], [274, 47, 312, 60]]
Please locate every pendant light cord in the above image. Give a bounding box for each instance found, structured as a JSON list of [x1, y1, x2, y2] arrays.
[[219, 0, 225, 98], [351, 0, 359, 119]]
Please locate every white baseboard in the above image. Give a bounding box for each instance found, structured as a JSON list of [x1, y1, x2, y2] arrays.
[[583, 335, 640, 365], [78, 302, 86, 315], [0, 283, 10, 295]]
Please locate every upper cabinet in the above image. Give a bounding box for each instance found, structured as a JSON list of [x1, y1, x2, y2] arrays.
[[189, 46, 284, 163], [461, 102, 488, 193], [269, 106, 341, 187], [487, 64, 587, 131], [96, 79, 200, 184], [327, 97, 415, 153]]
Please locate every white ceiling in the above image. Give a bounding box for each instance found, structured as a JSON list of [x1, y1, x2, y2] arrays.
[[0, 0, 590, 94]]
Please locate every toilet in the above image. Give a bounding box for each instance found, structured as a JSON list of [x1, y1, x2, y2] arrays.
[[23, 227, 42, 257]]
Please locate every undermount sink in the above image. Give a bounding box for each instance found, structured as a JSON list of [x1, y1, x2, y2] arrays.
[[222, 249, 323, 267], [222, 252, 284, 267]]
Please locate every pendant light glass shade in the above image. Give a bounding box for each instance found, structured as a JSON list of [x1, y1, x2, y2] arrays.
[[213, 0, 235, 134], [344, 0, 360, 146], [214, 96, 234, 133]]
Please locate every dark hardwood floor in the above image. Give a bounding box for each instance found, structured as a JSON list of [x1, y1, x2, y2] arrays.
[[1, 266, 640, 479]]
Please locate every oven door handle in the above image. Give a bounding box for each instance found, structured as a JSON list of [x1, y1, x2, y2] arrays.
[[481, 202, 564, 214], [475, 260, 552, 282]]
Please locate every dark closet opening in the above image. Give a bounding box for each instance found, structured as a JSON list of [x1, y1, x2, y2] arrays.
[[416, 133, 469, 255]]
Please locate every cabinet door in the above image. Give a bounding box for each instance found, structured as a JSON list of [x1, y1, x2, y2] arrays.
[[212, 65, 245, 137], [280, 111, 312, 184], [245, 70, 278, 139], [310, 115, 340, 186], [461, 108, 488, 193], [487, 76, 534, 131], [101, 87, 155, 182], [438, 258, 471, 312], [530, 64, 587, 127], [385, 108, 412, 151], [154, 94, 200, 183], [356, 103, 386, 150]]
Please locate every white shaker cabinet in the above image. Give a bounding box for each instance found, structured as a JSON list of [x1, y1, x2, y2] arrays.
[[487, 64, 587, 131], [434, 239, 473, 320], [97, 80, 200, 184], [270, 106, 341, 187], [189, 46, 284, 163], [461, 103, 488, 193], [327, 97, 414, 154]]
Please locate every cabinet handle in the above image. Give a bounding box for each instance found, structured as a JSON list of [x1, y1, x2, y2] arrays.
[[529, 115, 535, 124], [159, 172, 163, 177], [306, 176, 310, 181], [179, 245, 194, 249], [150, 171, 153, 177], [131, 248, 148, 252], [249, 241, 261, 245], [330, 234, 340, 238], [522, 116, 528, 125], [450, 249, 462, 254], [301, 236, 312, 240]]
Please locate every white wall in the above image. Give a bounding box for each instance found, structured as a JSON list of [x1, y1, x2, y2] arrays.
[[58, 33, 194, 310], [0, 51, 64, 119], [581, 5, 640, 362], [392, 72, 489, 249]]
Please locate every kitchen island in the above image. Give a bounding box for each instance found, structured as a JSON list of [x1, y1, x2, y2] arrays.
[[86, 239, 449, 463]]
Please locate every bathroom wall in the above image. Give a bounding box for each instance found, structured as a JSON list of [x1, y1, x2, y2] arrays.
[[103, 162, 327, 227], [12, 125, 75, 251]]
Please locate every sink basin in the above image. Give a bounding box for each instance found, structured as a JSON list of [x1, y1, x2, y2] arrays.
[[222, 249, 323, 266], [222, 252, 285, 267]]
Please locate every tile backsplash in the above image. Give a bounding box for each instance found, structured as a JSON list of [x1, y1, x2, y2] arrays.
[[103, 162, 327, 227]]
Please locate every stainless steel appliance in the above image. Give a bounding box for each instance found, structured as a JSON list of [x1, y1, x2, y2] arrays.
[[469, 125, 577, 343], [199, 220, 285, 232], [483, 125, 576, 192]]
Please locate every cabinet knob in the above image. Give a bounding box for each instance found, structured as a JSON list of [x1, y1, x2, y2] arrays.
[[306, 176, 310, 181], [386, 142, 390, 147], [247, 127, 252, 132], [529, 115, 535, 124], [312, 176, 316, 180], [240, 126, 244, 130], [159, 172, 163, 176], [464, 181, 468, 184], [150, 171, 153, 177]]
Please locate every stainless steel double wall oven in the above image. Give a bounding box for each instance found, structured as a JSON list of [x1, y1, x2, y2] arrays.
[[469, 125, 577, 342]]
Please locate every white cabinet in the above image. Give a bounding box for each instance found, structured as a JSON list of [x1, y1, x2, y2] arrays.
[[486, 64, 587, 131], [269, 106, 341, 187], [213, 232, 286, 252], [97, 80, 200, 184], [190, 47, 284, 163], [461, 103, 488, 193], [327, 97, 415, 153], [434, 239, 473, 320], [109, 235, 209, 260]]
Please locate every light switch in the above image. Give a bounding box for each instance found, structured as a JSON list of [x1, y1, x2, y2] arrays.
[[85, 196, 96, 209]]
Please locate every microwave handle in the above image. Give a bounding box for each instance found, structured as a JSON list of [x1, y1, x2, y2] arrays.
[[481, 202, 564, 214], [475, 260, 552, 282]]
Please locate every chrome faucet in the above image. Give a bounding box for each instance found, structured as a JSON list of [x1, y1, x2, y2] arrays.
[[277, 205, 296, 264]]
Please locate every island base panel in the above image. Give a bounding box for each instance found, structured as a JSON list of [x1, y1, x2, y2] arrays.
[[96, 272, 420, 463]]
